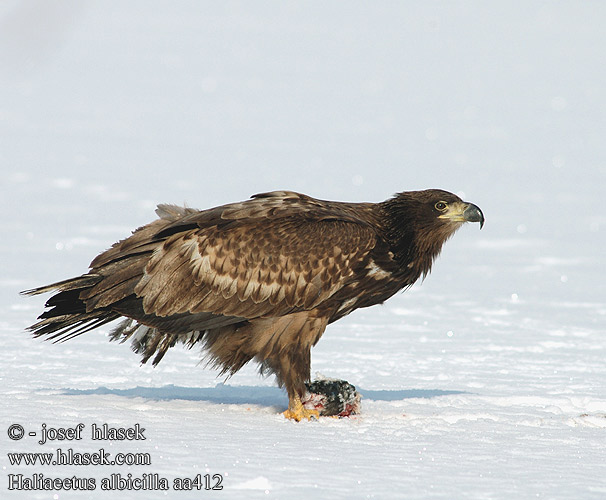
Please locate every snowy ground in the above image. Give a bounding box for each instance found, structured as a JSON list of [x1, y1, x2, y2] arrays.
[[2, 1, 606, 499]]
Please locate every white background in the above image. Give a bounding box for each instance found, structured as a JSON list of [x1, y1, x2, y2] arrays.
[[1, 1, 605, 498]]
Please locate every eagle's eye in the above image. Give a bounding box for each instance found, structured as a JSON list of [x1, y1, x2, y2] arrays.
[[435, 201, 448, 211]]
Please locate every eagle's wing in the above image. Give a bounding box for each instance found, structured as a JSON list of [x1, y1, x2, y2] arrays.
[[134, 209, 377, 320], [78, 191, 379, 324]]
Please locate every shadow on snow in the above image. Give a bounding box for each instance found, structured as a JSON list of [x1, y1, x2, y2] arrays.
[[59, 384, 467, 407]]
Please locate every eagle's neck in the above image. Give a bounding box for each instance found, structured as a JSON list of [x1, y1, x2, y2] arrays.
[[378, 199, 451, 281]]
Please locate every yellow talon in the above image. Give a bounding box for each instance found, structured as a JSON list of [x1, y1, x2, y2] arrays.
[[283, 394, 319, 421]]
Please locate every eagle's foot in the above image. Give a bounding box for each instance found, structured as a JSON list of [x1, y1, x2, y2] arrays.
[[283, 394, 319, 422]]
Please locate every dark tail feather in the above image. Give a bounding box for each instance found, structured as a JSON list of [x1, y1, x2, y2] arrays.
[[22, 274, 120, 342], [20, 274, 102, 297], [27, 313, 120, 342]]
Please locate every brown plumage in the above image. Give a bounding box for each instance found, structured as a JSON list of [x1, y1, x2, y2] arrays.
[[23, 189, 484, 420]]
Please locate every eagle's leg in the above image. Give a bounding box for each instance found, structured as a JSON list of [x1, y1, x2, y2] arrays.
[[252, 313, 328, 421], [283, 392, 319, 422]]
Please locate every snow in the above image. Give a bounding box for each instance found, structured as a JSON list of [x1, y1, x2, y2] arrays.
[[1, 1, 606, 499]]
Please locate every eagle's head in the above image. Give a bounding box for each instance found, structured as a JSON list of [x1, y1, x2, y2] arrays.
[[425, 189, 484, 229], [381, 189, 484, 277]]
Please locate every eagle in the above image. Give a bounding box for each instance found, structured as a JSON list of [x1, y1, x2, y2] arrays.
[[23, 189, 484, 421]]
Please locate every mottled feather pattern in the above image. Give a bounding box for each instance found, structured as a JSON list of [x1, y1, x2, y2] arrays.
[[135, 216, 376, 320]]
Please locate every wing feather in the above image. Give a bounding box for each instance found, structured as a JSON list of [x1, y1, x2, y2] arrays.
[[134, 215, 377, 319], [60, 191, 381, 327]]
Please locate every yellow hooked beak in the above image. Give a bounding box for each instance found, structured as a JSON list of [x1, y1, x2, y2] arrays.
[[438, 202, 485, 229]]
